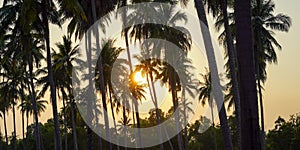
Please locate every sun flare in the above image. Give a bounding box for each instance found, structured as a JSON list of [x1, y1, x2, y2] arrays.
[[134, 71, 147, 84]]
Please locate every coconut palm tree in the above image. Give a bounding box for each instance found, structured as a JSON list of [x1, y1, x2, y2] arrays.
[[198, 69, 217, 150], [0, 85, 10, 150], [97, 39, 125, 150], [203, 0, 241, 148], [128, 3, 192, 149], [134, 55, 165, 149], [39, 0, 63, 148], [251, 1, 291, 148], [193, 0, 233, 149], [234, 0, 261, 149], [128, 70, 147, 147], [51, 35, 82, 150], [0, 0, 44, 148]]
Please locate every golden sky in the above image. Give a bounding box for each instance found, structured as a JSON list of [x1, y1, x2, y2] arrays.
[[0, 0, 299, 138]]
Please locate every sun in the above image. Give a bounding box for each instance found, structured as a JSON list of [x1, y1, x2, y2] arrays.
[[134, 71, 147, 84]]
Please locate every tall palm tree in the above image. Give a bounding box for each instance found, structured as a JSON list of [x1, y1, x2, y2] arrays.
[[234, 0, 261, 149], [0, 0, 44, 148], [52, 35, 82, 150], [251, 1, 291, 149], [204, 0, 242, 148], [39, 0, 63, 148], [129, 3, 191, 149], [19, 93, 48, 121], [129, 70, 147, 148], [0, 85, 10, 150], [98, 39, 125, 150], [134, 55, 164, 150], [194, 0, 233, 149], [198, 69, 217, 150]]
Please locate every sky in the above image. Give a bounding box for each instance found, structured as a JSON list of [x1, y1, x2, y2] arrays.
[[0, 0, 300, 138]]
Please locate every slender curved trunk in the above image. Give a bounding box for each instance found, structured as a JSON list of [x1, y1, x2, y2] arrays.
[[170, 71, 183, 150], [41, 0, 62, 149], [257, 73, 265, 150], [255, 42, 265, 150], [70, 100, 78, 150], [122, 105, 127, 150], [90, 0, 111, 149], [131, 102, 137, 148], [254, 0, 266, 146], [21, 87, 26, 150], [210, 97, 217, 150], [67, 86, 78, 150], [146, 74, 163, 150], [220, 0, 242, 149], [108, 87, 120, 150], [26, 113, 29, 147], [182, 88, 188, 149], [62, 92, 68, 150], [3, 111, 8, 150], [235, 0, 261, 149], [194, 0, 233, 149], [86, 28, 94, 150], [121, 3, 144, 148], [133, 100, 143, 148], [12, 102, 17, 150], [21, 112, 25, 150], [27, 59, 42, 150]]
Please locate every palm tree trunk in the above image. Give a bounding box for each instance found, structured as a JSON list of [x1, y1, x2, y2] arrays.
[[85, 26, 94, 150], [26, 113, 29, 147], [131, 102, 137, 148], [67, 86, 78, 150], [90, 0, 111, 149], [22, 110, 25, 150], [133, 99, 143, 148], [194, 0, 233, 149], [12, 102, 17, 150], [28, 56, 42, 150], [234, 0, 261, 149], [62, 92, 68, 150], [210, 98, 217, 150], [41, 0, 62, 149], [21, 87, 26, 150], [170, 72, 183, 150], [255, 45, 266, 150], [122, 105, 127, 150], [257, 77, 265, 150], [145, 73, 164, 150], [3, 111, 8, 150], [182, 88, 188, 149], [70, 100, 79, 150], [220, 0, 242, 149], [108, 87, 120, 150]]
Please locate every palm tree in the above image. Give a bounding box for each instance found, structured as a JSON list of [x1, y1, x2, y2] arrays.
[[98, 39, 125, 150], [129, 70, 147, 148], [251, 1, 291, 149], [204, 0, 242, 148], [0, 1, 44, 148], [52, 35, 81, 150], [234, 0, 261, 149], [0, 85, 10, 150], [193, 0, 233, 149], [134, 55, 164, 150], [198, 69, 217, 150], [39, 0, 63, 148], [128, 3, 192, 149], [19, 93, 48, 121]]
